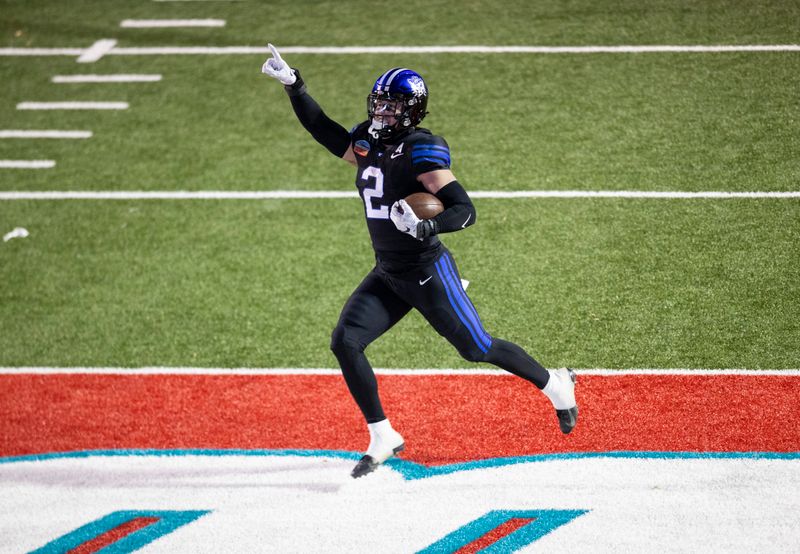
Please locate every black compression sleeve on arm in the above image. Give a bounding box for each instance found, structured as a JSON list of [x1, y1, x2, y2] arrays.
[[417, 180, 476, 238], [283, 69, 351, 158]]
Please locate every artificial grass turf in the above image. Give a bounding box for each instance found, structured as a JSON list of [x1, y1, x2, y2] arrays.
[[1, 198, 797, 369], [4, 0, 800, 48], [1, 50, 797, 191], [2, 0, 798, 372]]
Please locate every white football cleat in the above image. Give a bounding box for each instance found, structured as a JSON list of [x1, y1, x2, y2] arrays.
[[351, 420, 405, 478]]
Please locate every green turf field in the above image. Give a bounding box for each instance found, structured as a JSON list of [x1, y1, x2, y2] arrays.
[[1, 0, 798, 369]]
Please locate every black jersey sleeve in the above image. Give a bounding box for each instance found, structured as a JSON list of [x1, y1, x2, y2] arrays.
[[349, 122, 364, 137], [410, 135, 451, 176], [284, 69, 351, 158]]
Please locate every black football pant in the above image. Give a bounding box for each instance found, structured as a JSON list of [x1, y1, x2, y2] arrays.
[[330, 249, 549, 423]]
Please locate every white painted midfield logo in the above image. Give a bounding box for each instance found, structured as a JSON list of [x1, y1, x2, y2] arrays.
[[390, 143, 404, 159]]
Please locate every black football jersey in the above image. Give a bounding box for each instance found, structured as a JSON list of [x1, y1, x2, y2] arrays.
[[349, 121, 451, 272]]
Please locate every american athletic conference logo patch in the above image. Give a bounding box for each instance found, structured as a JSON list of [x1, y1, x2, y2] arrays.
[[354, 139, 371, 156]]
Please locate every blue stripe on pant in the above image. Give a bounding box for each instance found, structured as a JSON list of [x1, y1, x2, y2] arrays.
[[441, 252, 492, 349], [434, 257, 492, 353]]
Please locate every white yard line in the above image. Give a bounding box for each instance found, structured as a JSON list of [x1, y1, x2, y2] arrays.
[[120, 19, 226, 28], [0, 48, 84, 56], [77, 39, 117, 63], [0, 160, 55, 169], [16, 102, 129, 110], [1, 44, 799, 59], [52, 74, 162, 83], [468, 191, 800, 199], [110, 44, 800, 55], [0, 190, 798, 200], [0, 367, 797, 376], [0, 191, 355, 200], [0, 130, 92, 139], [272, 45, 800, 54]]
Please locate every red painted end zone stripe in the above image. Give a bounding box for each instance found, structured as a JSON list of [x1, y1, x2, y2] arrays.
[[1, 375, 798, 464], [67, 517, 159, 554], [455, 517, 535, 554]]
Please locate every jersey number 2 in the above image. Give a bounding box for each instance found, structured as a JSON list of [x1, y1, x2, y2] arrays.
[[360, 166, 389, 220]]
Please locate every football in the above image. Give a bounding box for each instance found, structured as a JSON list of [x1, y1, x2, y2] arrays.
[[405, 192, 444, 219]]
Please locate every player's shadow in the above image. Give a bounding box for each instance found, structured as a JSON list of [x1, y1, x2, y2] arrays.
[[0, 460, 349, 493]]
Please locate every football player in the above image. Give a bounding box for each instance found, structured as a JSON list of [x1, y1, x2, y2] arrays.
[[262, 44, 578, 478]]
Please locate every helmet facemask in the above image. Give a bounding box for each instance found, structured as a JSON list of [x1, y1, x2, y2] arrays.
[[366, 69, 429, 140], [367, 93, 407, 139]]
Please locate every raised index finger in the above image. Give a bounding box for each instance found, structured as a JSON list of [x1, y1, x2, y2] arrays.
[[268, 43, 284, 63]]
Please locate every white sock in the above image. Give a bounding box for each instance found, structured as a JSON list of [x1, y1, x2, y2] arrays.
[[366, 419, 403, 460], [542, 369, 575, 410], [367, 419, 394, 440]]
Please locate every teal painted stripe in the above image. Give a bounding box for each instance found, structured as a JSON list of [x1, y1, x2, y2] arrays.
[[29, 510, 210, 554], [417, 509, 589, 553], [2, 449, 798, 481]]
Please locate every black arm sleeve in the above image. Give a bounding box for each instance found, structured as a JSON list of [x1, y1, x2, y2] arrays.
[[417, 180, 476, 238], [283, 69, 351, 158]]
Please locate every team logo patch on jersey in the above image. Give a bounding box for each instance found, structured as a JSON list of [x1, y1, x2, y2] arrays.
[[354, 140, 371, 157]]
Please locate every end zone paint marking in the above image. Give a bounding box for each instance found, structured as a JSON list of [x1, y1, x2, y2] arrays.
[[0, 130, 92, 139], [65, 516, 160, 553], [52, 74, 162, 83], [17, 102, 129, 110], [30, 511, 211, 554], [120, 19, 226, 27], [420, 510, 589, 553], [0, 160, 55, 169], [453, 517, 536, 553], [2, 370, 798, 464], [6, 455, 797, 552], [3, 449, 799, 480]]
